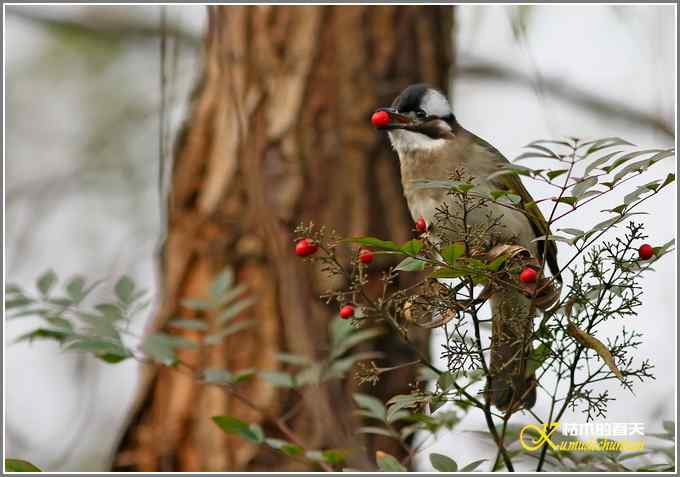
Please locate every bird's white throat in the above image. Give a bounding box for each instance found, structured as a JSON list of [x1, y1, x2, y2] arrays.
[[387, 130, 448, 156]]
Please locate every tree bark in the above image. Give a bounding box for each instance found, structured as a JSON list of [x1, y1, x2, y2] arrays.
[[113, 5, 454, 471]]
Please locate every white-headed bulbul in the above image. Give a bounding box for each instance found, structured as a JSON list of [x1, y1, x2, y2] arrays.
[[375, 84, 561, 411]]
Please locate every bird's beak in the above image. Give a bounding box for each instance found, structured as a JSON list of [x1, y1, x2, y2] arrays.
[[374, 107, 413, 130]]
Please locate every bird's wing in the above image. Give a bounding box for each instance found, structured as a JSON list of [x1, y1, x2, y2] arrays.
[[471, 133, 561, 282]]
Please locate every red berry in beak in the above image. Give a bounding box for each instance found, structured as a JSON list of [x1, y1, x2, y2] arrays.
[[519, 267, 537, 284], [638, 243, 654, 260], [371, 110, 390, 128], [295, 238, 318, 257], [339, 305, 354, 319], [358, 248, 374, 264], [415, 217, 428, 233]]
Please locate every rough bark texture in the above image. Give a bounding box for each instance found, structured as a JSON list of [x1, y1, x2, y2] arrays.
[[113, 5, 453, 471]]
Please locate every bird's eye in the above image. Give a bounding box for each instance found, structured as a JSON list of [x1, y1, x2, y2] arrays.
[[415, 109, 428, 120]]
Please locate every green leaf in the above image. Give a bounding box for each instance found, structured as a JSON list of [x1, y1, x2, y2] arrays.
[[583, 137, 635, 154], [65, 336, 132, 362], [264, 438, 304, 456], [321, 449, 349, 466], [114, 276, 135, 304], [430, 453, 458, 472], [80, 313, 119, 338], [329, 317, 354, 347], [515, 152, 556, 162], [65, 276, 86, 303], [532, 234, 572, 244], [330, 327, 383, 360], [572, 176, 598, 198], [429, 395, 447, 413], [661, 172, 675, 188], [259, 370, 296, 388], [350, 237, 401, 252], [5, 459, 42, 472], [376, 451, 406, 472], [181, 298, 211, 310], [486, 255, 507, 271], [216, 297, 255, 324], [624, 185, 654, 205], [5, 297, 35, 309], [141, 333, 196, 366], [232, 368, 257, 384], [386, 393, 425, 423], [98, 353, 129, 364], [204, 320, 255, 344], [585, 150, 622, 175], [37, 270, 57, 296], [429, 267, 466, 279], [216, 283, 248, 307], [209, 268, 234, 301], [490, 190, 521, 204], [95, 303, 123, 321], [47, 297, 73, 307], [353, 393, 386, 421], [305, 449, 350, 466], [612, 152, 670, 183], [487, 165, 535, 182], [460, 459, 487, 472], [358, 426, 398, 438], [202, 368, 233, 384], [554, 196, 578, 207], [168, 319, 208, 331], [212, 416, 264, 443], [442, 243, 465, 265], [558, 228, 585, 237], [400, 239, 423, 256], [394, 257, 425, 272], [14, 328, 70, 344], [438, 372, 455, 391], [547, 169, 568, 180]]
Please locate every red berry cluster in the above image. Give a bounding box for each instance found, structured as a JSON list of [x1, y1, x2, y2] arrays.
[[358, 247, 374, 264], [371, 111, 390, 128], [519, 267, 537, 284], [339, 305, 354, 319], [294, 238, 318, 257], [638, 243, 654, 260], [415, 217, 428, 233], [294, 237, 359, 319]]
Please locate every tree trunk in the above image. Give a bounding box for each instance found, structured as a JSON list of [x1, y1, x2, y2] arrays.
[[113, 5, 454, 471]]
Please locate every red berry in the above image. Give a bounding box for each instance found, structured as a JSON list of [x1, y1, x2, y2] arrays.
[[519, 267, 537, 284], [295, 238, 318, 257], [358, 248, 374, 264], [371, 110, 390, 128], [339, 305, 354, 319], [415, 217, 428, 233], [638, 243, 654, 260]]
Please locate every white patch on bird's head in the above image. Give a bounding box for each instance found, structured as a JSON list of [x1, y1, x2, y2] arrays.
[[421, 89, 452, 118]]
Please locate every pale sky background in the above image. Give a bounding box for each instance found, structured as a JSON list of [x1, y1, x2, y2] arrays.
[[4, 5, 676, 472]]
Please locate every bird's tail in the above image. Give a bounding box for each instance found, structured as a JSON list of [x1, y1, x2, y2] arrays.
[[486, 288, 537, 412]]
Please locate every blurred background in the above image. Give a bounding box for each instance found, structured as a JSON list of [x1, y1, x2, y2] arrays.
[[4, 5, 675, 471]]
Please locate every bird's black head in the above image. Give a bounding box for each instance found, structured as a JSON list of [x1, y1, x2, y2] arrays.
[[373, 84, 457, 139]]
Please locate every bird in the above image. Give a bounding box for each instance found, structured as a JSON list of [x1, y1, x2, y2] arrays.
[[374, 83, 560, 411]]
